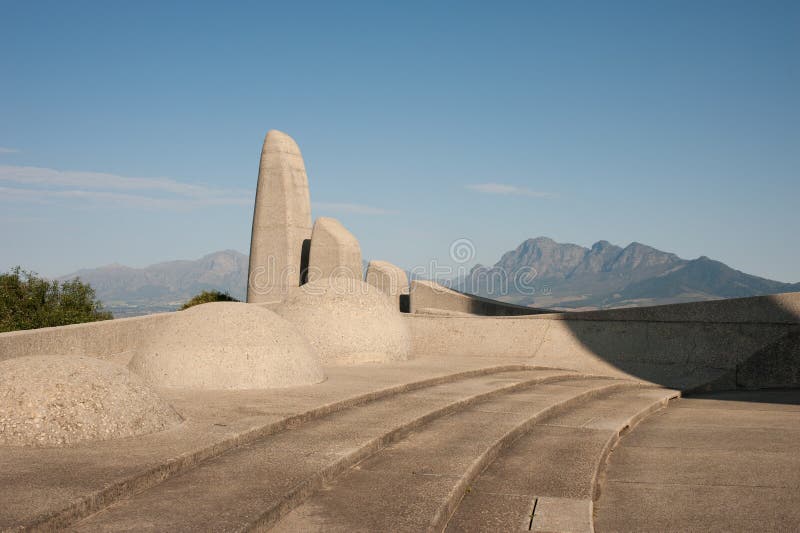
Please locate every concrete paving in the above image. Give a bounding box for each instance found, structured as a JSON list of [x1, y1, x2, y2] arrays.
[[3, 355, 796, 532], [594, 389, 800, 532]]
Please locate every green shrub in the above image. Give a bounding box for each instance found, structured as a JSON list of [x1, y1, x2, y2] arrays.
[[0, 267, 113, 333], [181, 290, 239, 310]]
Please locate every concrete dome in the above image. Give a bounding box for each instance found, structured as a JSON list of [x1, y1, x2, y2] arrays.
[[128, 302, 324, 390], [0, 355, 181, 447], [275, 278, 411, 365]]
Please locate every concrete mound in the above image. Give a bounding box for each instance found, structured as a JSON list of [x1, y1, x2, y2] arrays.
[[275, 278, 411, 365], [0, 355, 181, 447], [128, 302, 324, 390]]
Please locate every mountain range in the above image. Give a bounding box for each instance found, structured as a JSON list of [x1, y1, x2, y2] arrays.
[[60, 250, 249, 317], [59, 238, 800, 316], [455, 237, 800, 310]]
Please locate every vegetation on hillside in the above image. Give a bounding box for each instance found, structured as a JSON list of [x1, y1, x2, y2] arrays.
[[181, 290, 239, 310], [0, 267, 113, 332]]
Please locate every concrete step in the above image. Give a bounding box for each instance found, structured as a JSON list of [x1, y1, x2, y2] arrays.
[[269, 378, 643, 533], [10, 361, 558, 530], [67, 368, 590, 532], [445, 386, 679, 533]]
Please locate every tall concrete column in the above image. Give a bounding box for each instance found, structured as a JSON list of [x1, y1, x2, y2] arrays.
[[247, 130, 312, 303]]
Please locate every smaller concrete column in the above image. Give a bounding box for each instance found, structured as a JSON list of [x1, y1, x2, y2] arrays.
[[366, 260, 409, 311], [307, 217, 362, 282]]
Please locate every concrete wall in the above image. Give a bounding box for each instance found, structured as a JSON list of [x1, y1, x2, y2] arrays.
[[409, 280, 548, 316], [0, 313, 171, 367], [407, 292, 800, 391]]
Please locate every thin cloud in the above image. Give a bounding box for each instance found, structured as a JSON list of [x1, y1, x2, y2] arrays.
[[312, 201, 396, 215], [0, 147, 20, 154], [0, 165, 395, 213], [0, 186, 251, 209], [0, 165, 247, 197], [0, 165, 251, 209], [466, 182, 557, 199]]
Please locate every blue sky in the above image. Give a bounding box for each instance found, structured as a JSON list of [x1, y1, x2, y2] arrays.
[[1, 0, 798, 282]]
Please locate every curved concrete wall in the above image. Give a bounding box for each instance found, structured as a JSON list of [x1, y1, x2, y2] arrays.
[[407, 292, 800, 391], [732, 330, 800, 390], [409, 280, 548, 316]]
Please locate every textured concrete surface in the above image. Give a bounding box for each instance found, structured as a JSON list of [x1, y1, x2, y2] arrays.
[[530, 497, 593, 533], [736, 330, 800, 389], [128, 302, 324, 389], [594, 389, 800, 532], [273, 379, 637, 532], [446, 387, 676, 532], [407, 294, 800, 390], [69, 369, 580, 532], [0, 357, 568, 530], [0, 355, 180, 447], [248, 130, 312, 303], [276, 278, 410, 364], [365, 260, 409, 311], [0, 311, 169, 366], [308, 217, 362, 282], [409, 279, 547, 316], [2, 292, 797, 391], [2, 354, 795, 531], [557, 291, 800, 324]]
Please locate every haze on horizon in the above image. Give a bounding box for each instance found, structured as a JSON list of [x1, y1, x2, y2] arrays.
[[1, 1, 798, 283]]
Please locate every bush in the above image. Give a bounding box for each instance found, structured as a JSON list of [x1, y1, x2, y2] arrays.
[[0, 267, 113, 333], [181, 290, 239, 310]]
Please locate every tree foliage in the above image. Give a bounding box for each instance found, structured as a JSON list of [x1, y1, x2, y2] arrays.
[[0, 267, 113, 333], [181, 290, 239, 310]]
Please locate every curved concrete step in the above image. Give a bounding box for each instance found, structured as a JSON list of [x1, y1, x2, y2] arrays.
[[67, 368, 588, 532], [9, 362, 555, 530], [269, 378, 643, 533], [444, 386, 679, 533]]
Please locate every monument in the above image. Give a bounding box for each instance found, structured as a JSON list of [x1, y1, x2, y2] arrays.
[[247, 130, 312, 303], [0, 129, 798, 531]]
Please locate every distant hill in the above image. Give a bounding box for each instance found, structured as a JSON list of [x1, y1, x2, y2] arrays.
[[455, 237, 800, 310], [59, 250, 248, 317], [60, 239, 800, 316]]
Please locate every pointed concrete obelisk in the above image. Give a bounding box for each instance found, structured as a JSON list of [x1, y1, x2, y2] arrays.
[[247, 130, 312, 303]]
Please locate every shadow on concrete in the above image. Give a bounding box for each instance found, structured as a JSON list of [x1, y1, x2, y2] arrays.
[[299, 239, 311, 285], [557, 293, 800, 394], [684, 388, 800, 405]]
